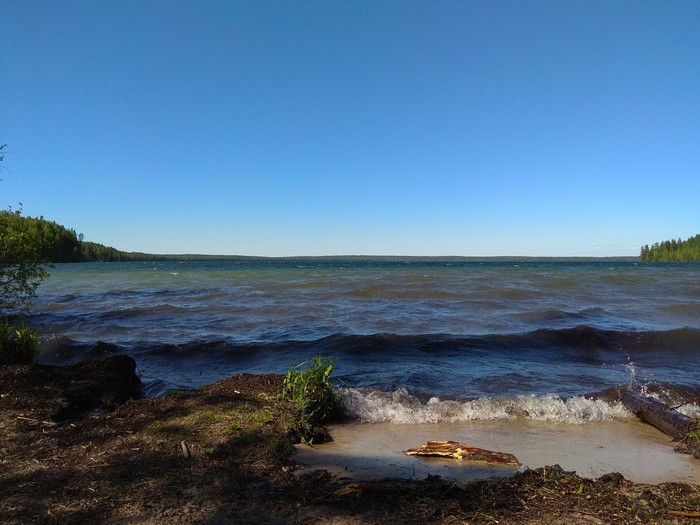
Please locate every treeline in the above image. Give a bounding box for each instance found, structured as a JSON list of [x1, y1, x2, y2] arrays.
[[0, 210, 145, 263], [640, 234, 700, 262]]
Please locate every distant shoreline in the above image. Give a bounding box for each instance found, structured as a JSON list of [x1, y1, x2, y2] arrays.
[[77, 254, 643, 263]]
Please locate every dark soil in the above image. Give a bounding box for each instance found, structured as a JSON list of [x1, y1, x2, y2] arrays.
[[3, 360, 700, 524]]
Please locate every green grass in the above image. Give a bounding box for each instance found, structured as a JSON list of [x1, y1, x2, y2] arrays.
[[0, 318, 39, 365], [690, 420, 700, 440], [196, 410, 220, 425], [148, 360, 343, 461], [281, 355, 343, 427], [208, 410, 276, 459], [251, 408, 274, 424], [152, 422, 189, 435]]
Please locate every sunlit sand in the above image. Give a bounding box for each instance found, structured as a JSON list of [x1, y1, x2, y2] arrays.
[[296, 419, 700, 484]]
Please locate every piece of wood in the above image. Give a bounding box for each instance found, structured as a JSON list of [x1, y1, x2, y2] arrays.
[[617, 389, 694, 441], [333, 482, 399, 497], [405, 440, 519, 466], [669, 510, 700, 518], [16, 415, 57, 427]]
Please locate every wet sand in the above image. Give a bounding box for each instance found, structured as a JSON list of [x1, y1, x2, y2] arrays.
[[295, 419, 700, 484]]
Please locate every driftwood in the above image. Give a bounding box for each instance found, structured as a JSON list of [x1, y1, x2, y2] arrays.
[[616, 389, 694, 441], [405, 440, 519, 466]]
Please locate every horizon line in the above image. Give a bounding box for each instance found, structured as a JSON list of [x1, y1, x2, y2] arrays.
[[109, 253, 643, 261]]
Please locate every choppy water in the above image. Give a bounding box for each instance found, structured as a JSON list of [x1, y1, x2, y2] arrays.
[[28, 259, 700, 424]]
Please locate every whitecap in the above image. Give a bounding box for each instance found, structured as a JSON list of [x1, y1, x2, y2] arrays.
[[339, 388, 632, 424]]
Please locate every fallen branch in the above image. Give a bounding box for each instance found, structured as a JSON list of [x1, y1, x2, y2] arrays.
[[405, 440, 519, 466]]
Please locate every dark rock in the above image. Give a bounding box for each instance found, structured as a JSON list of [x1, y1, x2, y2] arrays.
[[598, 472, 625, 485], [87, 341, 122, 358], [50, 355, 142, 421], [310, 426, 333, 444]]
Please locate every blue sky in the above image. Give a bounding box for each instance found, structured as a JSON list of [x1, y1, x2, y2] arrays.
[[1, 1, 698, 256]]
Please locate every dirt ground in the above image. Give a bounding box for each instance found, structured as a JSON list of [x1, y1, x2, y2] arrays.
[[3, 360, 700, 524]]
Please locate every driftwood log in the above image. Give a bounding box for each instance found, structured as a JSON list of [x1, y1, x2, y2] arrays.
[[405, 440, 519, 466], [616, 389, 694, 441]]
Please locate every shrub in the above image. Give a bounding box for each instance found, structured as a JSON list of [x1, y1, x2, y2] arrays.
[[690, 420, 700, 440], [0, 209, 50, 316], [281, 355, 343, 426], [0, 318, 39, 365]]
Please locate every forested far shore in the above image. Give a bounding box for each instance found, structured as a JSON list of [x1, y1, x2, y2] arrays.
[[0, 210, 147, 262], [640, 234, 700, 262], [3, 210, 698, 263]]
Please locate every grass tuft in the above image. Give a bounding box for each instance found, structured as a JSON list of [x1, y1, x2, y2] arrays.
[[0, 318, 39, 365], [281, 355, 343, 428]]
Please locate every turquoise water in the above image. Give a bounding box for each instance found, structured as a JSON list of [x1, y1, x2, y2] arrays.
[[28, 259, 700, 421], [31, 259, 700, 343]]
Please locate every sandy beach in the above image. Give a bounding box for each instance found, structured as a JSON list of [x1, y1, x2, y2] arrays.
[[296, 418, 700, 484]]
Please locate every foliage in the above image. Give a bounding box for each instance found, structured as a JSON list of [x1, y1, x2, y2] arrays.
[[0, 209, 51, 315], [1, 147, 46, 346], [690, 420, 700, 440], [0, 317, 39, 364], [0, 210, 144, 263], [80, 240, 129, 262], [281, 355, 343, 427], [640, 234, 700, 262]]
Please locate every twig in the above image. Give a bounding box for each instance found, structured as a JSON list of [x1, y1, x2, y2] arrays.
[[441, 481, 459, 497], [669, 510, 700, 518], [407, 464, 415, 481], [670, 395, 700, 411], [16, 416, 57, 427]]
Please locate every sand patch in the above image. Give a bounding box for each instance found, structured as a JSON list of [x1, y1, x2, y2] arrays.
[[296, 418, 700, 484]]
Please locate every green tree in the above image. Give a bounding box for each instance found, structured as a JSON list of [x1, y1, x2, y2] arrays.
[[0, 147, 44, 364], [640, 234, 700, 262], [0, 208, 49, 316], [0, 147, 50, 316]]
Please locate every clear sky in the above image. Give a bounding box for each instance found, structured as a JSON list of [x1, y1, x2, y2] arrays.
[[1, 1, 698, 257]]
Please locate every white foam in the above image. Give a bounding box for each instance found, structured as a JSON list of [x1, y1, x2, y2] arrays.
[[676, 404, 700, 419], [339, 388, 632, 424]]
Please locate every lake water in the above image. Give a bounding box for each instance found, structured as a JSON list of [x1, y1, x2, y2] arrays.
[[28, 259, 700, 424]]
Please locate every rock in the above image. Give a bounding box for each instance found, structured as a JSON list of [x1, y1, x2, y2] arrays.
[[50, 355, 143, 421]]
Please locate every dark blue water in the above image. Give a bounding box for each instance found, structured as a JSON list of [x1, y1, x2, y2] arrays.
[[28, 259, 700, 423]]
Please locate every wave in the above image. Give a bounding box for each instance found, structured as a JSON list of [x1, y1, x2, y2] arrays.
[[339, 388, 633, 424], [339, 381, 700, 424], [305, 325, 700, 358], [38, 324, 700, 360], [36, 325, 700, 404], [38, 325, 700, 370]]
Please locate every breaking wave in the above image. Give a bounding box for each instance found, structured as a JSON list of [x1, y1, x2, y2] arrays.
[[339, 388, 633, 424]]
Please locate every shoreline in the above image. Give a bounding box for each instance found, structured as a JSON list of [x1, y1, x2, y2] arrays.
[[4, 360, 700, 523], [296, 419, 700, 485]]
